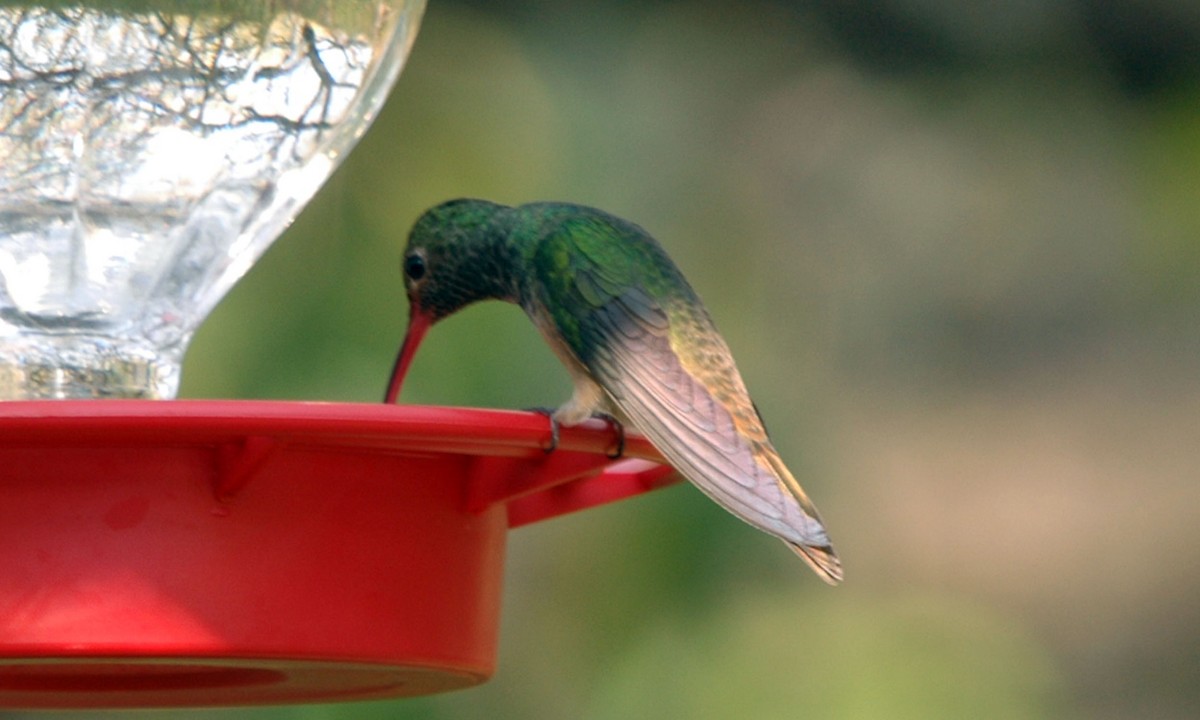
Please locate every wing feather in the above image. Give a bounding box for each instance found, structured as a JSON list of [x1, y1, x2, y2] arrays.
[[588, 287, 821, 526], [529, 211, 841, 583]]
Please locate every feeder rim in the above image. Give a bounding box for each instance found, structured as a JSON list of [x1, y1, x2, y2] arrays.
[[0, 400, 664, 461]]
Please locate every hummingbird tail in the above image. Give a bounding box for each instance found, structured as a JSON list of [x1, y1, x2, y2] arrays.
[[786, 541, 843, 586], [758, 449, 843, 585]]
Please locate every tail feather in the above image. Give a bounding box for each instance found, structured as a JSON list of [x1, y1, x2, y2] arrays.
[[760, 450, 843, 585], [787, 541, 843, 586]]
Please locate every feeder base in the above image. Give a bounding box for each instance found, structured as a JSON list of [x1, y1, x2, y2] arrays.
[[0, 401, 675, 708], [0, 658, 480, 708]]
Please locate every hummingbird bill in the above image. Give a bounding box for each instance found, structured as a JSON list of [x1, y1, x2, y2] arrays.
[[386, 199, 842, 584]]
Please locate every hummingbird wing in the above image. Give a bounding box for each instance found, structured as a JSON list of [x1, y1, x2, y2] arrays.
[[530, 213, 842, 584]]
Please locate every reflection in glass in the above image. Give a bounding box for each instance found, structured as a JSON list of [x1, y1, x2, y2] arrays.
[[0, 2, 424, 397]]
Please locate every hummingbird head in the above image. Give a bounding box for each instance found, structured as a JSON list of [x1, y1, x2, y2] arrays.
[[400, 198, 514, 323], [385, 198, 516, 403]]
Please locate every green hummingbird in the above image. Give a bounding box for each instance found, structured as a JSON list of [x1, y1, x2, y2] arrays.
[[386, 199, 842, 584]]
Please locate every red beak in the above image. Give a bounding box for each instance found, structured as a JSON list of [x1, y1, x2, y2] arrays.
[[384, 307, 433, 404]]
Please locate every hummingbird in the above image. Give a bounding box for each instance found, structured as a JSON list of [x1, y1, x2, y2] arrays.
[[386, 199, 842, 584]]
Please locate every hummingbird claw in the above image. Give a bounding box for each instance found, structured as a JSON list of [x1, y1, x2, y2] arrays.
[[592, 412, 625, 459], [546, 415, 561, 454], [526, 407, 560, 453]]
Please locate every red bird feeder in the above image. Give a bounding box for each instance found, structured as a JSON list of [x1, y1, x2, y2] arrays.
[[0, 1, 680, 709], [0, 401, 676, 708]]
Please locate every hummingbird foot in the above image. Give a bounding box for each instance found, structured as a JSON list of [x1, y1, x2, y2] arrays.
[[591, 412, 625, 459], [524, 408, 624, 458], [525, 407, 561, 453]]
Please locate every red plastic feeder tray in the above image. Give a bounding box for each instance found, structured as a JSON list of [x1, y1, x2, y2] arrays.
[[0, 401, 677, 708]]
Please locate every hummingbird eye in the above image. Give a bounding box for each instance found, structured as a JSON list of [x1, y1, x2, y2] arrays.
[[403, 254, 426, 281]]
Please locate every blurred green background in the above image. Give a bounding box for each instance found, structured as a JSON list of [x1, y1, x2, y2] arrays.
[[56, 0, 1200, 717]]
